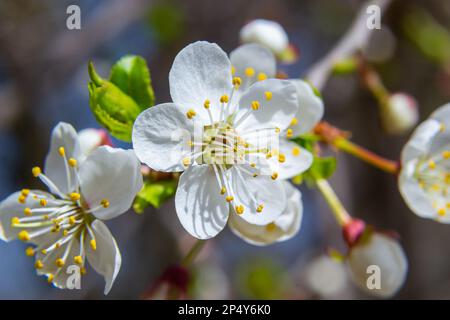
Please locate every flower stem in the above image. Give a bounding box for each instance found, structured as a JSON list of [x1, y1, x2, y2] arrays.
[[333, 137, 399, 174], [315, 179, 351, 226], [181, 240, 206, 268], [314, 121, 400, 175]]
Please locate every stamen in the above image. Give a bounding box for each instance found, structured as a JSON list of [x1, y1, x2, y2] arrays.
[[32, 167, 42, 177], [251, 101, 260, 110], [69, 193, 81, 201], [292, 147, 301, 156], [235, 205, 245, 214], [18, 230, 30, 242], [25, 247, 35, 257], [220, 95, 229, 103], [35, 260, 44, 269], [74, 255, 83, 265], [264, 91, 272, 101], [101, 199, 110, 208], [265, 223, 277, 232], [68, 158, 77, 167], [257, 72, 267, 81], [286, 129, 293, 138], [256, 204, 264, 213], [244, 67, 255, 77], [232, 77, 242, 88], [290, 117, 298, 126], [55, 258, 65, 268], [58, 147, 65, 157], [186, 109, 196, 119], [271, 172, 278, 180], [278, 153, 286, 163]]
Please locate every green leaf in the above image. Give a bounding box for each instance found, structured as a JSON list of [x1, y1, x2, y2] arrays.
[[133, 179, 178, 213], [88, 61, 151, 142], [291, 133, 320, 152], [110, 55, 155, 110], [309, 156, 337, 180]]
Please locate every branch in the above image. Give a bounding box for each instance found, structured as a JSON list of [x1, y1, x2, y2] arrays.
[[305, 0, 392, 91]]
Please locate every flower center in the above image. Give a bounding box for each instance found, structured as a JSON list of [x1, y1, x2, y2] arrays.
[[415, 148, 450, 217]]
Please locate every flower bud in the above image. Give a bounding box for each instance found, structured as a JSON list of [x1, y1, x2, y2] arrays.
[[240, 19, 289, 57], [347, 231, 408, 298], [78, 128, 112, 159], [380, 93, 419, 135]]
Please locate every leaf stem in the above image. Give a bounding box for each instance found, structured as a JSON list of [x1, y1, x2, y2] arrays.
[[315, 179, 351, 226]]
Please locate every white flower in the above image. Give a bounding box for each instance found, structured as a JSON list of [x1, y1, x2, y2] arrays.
[[228, 181, 302, 245], [240, 19, 289, 56], [399, 102, 450, 223], [0, 122, 143, 294], [347, 232, 408, 298], [230, 43, 324, 178], [133, 41, 311, 239], [380, 93, 419, 135]]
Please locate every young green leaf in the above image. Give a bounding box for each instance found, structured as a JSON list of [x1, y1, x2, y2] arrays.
[[133, 179, 178, 213]]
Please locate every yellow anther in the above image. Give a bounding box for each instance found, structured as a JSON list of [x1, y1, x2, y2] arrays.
[[11, 217, 20, 226], [74, 256, 83, 265], [271, 172, 278, 180], [40, 199, 47, 207], [290, 117, 298, 126], [32, 167, 41, 177], [47, 274, 54, 283], [292, 147, 301, 157], [231, 66, 236, 75], [51, 225, 61, 233], [41, 249, 47, 255], [101, 199, 110, 208], [251, 100, 260, 110], [256, 204, 264, 213], [442, 151, 450, 159], [232, 77, 242, 88], [432, 184, 440, 192], [235, 205, 245, 215], [220, 187, 227, 195], [264, 91, 273, 101], [21, 189, 30, 196], [69, 216, 76, 225], [447, 203, 450, 209], [80, 267, 87, 275], [90, 239, 97, 251], [428, 160, 436, 170], [275, 127, 280, 134], [440, 123, 446, 132], [226, 196, 234, 203], [55, 243, 61, 249], [257, 72, 267, 81], [286, 129, 293, 138], [18, 230, 30, 242], [70, 193, 81, 201], [203, 99, 210, 109], [186, 109, 197, 119], [25, 247, 35, 257], [250, 162, 256, 168], [43, 215, 49, 220], [266, 151, 272, 159], [220, 95, 229, 103], [182, 157, 191, 167], [278, 153, 286, 163], [35, 260, 44, 269], [245, 67, 255, 77], [68, 158, 77, 167], [265, 222, 277, 232], [55, 258, 65, 268], [58, 147, 65, 157], [253, 174, 258, 178], [445, 174, 450, 184], [438, 208, 446, 216], [62, 230, 68, 236], [18, 195, 26, 204]]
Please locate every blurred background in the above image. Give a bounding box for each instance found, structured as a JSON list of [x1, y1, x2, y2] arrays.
[[0, 0, 449, 299]]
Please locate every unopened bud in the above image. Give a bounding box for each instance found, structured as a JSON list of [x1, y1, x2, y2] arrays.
[[240, 19, 289, 57], [380, 93, 419, 135]]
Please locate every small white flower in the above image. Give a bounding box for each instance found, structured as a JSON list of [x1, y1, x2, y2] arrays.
[[133, 41, 311, 239], [240, 19, 289, 56], [228, 181, 302, 245], [399, 102, 450, 223], [0, 122, 143, 294], [230, 43, 324, 178], [347, 232, 408, 298], [380, 93, 419, 135]]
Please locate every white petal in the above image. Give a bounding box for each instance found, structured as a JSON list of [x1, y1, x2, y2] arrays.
[[132, 103, 197, 172], [401, 119, 440, 164], [169, 41, 232, 123], [230, 166, 286, 225], [175, 165, 229, 239], [229, 181, 302, 245], [35, 236, 81, 290], [0, 190, 54, 241], [239, 19, 289, 55], [44, 122, 81, 194], [428, 102, 450, 154], [348, 233, 408, 298], [289, 80, 324, 136], [230, 44, 276, 90], [275, 140, 313, 179], [86, 220, 121, 295], [235, 79, 298, 133], [79, 146, 143, 220]]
